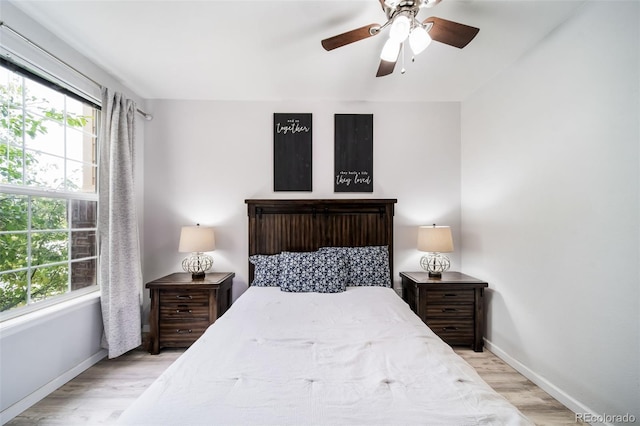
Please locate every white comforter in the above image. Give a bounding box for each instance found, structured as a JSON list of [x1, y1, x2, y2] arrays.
[[119, 286, 531, 425]]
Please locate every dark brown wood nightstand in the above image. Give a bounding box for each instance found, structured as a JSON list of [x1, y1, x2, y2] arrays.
[[400, 271, 488, 352], [146, 272, 234, 354]]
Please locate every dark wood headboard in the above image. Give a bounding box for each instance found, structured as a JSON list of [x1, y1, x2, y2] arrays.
[[246, 199, 397, 283]]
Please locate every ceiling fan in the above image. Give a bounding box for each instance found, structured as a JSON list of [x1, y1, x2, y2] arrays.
[[321, 0, 480, 77]]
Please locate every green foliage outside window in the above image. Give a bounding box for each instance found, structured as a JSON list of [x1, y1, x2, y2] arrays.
[[0, 67, 96, 314]]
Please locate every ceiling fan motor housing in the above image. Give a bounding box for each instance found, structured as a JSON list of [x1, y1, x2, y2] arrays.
[[383, 0, 442, 18]]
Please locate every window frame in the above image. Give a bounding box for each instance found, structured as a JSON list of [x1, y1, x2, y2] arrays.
[[0, 60, 101, 322]]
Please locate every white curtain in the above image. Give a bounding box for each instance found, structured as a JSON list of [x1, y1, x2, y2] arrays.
[[98, 88, 142, 358]]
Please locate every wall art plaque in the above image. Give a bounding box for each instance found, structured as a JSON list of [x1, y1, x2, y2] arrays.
[[334, 114, 373, 193], [273, 113, 312, 191]]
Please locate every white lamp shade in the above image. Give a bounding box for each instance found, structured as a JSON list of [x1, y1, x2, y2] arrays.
[[409, 26, 432, 55], [417, 225, 453, 253], [380, 38, 401, 61], [389, 14, 411, 42], [178, 225, 215, 253]]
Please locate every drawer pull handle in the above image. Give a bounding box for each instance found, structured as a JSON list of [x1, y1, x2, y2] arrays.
[[443, 293, 458, 298], [442, 327, 458, 331], [176, 329, 192, 334], [442, 308, 457, 312], [176, 295, 193, 300], [176, 309, 193, 313]]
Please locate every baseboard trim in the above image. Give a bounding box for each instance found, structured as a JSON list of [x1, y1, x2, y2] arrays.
[[484, 339, 611, 426], [0, 349, 108, 425]]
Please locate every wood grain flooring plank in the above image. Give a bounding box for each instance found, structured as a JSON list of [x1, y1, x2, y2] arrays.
[[455, 349, 583, 425]]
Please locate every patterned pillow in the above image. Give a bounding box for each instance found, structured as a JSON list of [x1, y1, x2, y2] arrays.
[[319, 246, 391, 287], [278, 251, 347, 293], [249, 254, 280, 286]]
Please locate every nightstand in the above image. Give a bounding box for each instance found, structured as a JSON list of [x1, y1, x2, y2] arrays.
[[146, 272, 234, 354], [400, 271, 488, 352]]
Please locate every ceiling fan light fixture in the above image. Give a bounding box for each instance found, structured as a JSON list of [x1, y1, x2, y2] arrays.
[[380, 38, 401, 61], [409, 26, 432, 55], [389, 14, 411, 42], [320, 3, 480, 77]]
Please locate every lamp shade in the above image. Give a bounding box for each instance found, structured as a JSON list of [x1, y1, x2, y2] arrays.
[[417, 225, 453, 253], [380, 38, 401, 61], [389, 14, 411, 42], [409, 26, 432, 55], [178, 225, 215, 253]]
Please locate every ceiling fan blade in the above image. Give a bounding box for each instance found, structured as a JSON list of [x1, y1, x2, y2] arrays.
[[376, 59, 397, 77], [423, 16, 479, 48], [321, 23, 381, 51]]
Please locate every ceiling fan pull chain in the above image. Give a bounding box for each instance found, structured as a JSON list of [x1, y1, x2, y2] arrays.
[[401, 42, 406, 74]]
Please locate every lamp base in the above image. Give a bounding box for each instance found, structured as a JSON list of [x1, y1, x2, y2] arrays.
[[182, 252, 213, 281], [191, 271, 206, 280], [420, 253, 450, 279]]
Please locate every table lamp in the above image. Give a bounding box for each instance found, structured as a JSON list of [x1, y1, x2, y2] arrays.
[[417, 224, 453, 279], [178, 224, 215, 280]]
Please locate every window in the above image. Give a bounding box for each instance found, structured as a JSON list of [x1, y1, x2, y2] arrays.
[[0, 62, 100, 319]]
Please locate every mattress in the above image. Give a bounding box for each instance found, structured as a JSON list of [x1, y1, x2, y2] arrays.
[[119, 286, 532, 425]]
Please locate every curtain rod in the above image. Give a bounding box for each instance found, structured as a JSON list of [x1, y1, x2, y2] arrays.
[[0, 21, 153, 121]]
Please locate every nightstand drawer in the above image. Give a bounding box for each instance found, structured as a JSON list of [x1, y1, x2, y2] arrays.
[[426, 304, 474, 318], [159, 322, 208, 347], [159, 304, 209, 320], [426, 319, 474, 343], [160, 321, 209, 333], [160, 289, 209, 305], [426, 289, 474, 304]]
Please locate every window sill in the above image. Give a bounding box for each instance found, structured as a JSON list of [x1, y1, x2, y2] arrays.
[[0, 290, 101, 338]]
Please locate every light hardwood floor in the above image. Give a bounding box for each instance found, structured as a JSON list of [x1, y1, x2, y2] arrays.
[[7, 347, 581, 425], [454, 349, 582, 426]]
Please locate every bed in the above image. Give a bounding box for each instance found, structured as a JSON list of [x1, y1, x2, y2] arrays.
[[119, 199, 531, 425]]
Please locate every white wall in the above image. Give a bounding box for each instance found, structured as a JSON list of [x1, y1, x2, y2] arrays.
[[0, 295, 104, 422], [461, 1, 639, 423], [0, 2, 147, 422], [143, 100, 462, 308]]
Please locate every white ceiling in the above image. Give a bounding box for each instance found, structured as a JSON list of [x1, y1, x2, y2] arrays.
[[10, 0, 585, 102]]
